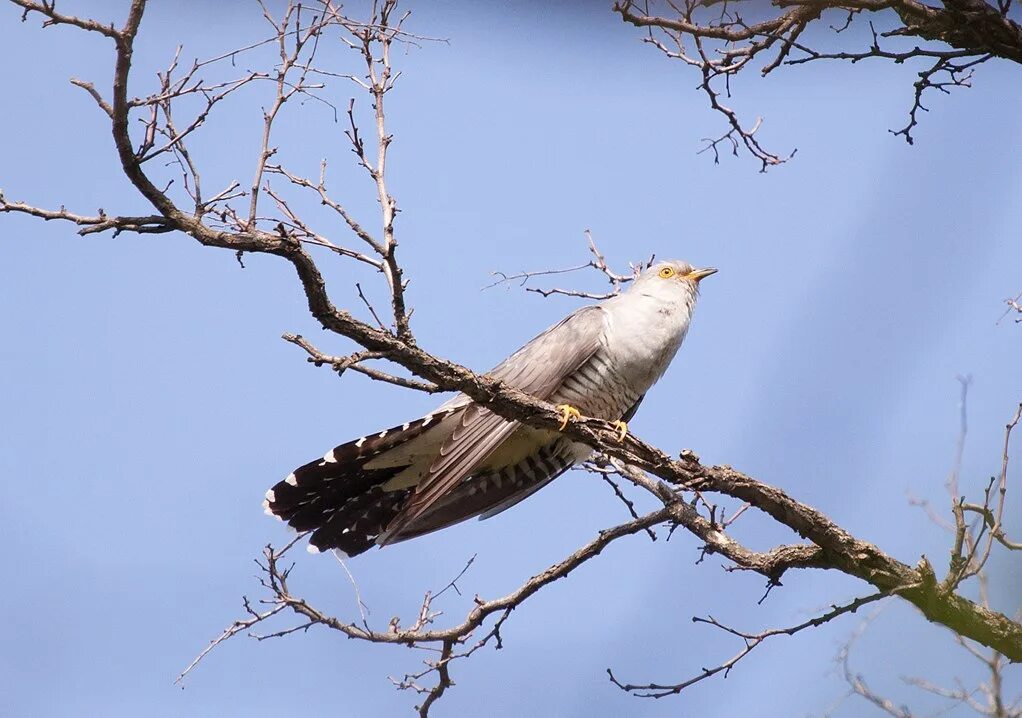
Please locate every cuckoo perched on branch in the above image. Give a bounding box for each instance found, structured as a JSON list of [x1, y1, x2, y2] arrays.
[[264, 260, 717, 555]]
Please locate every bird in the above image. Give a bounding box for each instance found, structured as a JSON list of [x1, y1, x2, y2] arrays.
[[263, 260, 716, 556]]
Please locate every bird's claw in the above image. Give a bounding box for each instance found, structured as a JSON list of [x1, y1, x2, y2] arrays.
[[555, 404, 583, 430], [611, 420, 628, 442]]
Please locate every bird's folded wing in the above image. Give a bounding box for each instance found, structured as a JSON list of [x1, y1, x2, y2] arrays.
[[378, 305, 607, 542]]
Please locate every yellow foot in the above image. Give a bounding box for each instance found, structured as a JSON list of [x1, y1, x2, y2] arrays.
[[555, 404, 583, 430], [611, 420, 628, 442]]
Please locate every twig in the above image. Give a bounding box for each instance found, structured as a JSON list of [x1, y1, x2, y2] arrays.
[[491, 230, 647, 300], [282, 333, 440, 393], [609, 592, 891, 698]]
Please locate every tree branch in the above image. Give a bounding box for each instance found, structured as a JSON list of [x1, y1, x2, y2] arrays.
[[614, 0, 1022, 165]]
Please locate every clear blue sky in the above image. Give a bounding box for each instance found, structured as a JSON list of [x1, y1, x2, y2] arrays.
[[1, 1, 1020, 716]]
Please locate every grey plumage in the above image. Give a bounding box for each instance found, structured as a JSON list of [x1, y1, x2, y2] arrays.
[[263, 260, 716, 556]]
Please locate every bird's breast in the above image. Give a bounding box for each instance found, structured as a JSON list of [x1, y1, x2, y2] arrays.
[[607, 298, 689, 377], [550, 297, 690, 420]]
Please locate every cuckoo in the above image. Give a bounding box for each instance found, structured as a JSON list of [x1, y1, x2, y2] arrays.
[[264, 260, 716, 555]]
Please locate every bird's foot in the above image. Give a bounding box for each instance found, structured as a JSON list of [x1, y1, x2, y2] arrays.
[[555, 404, 583, 430], [611, 420, 628, 442]]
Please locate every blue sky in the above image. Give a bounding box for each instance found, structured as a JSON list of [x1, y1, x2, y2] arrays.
[[1, 1, 1020, 716]]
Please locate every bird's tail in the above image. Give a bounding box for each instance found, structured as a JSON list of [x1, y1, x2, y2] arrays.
[[263, 408, 458, 556]]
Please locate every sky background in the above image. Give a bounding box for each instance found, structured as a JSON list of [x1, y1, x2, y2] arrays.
[[1, 1, 1020, 716]]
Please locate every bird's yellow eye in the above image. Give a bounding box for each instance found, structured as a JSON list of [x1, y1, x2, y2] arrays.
[[658, 266, 676, 279]]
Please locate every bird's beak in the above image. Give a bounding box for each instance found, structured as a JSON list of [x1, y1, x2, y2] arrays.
[[688, 267, 718, 283]]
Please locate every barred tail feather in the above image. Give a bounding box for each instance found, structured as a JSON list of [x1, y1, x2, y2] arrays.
[[263, 409, 458, 556]]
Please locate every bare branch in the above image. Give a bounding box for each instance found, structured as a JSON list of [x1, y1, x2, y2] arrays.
[[188, 508, 673, 711], [582, 456, 658, 541], [609, 592, 891, 698], [489, 230, 650, 300], [247, 2, 328, 228], [267, 162, 384, 255], [0, 193, 171, 236], [614, 0, 1022, 166], [13, 0, 122, 39], [69, 78, 114, 118], [175, 534, 307, 685], [282, 333, 440, 393]]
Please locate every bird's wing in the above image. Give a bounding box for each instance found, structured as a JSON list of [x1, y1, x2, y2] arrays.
[[378, 305, 607, 543], [486, 303, 608, 397]]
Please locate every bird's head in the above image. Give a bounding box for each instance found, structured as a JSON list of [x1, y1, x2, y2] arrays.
[[629, 260, 717, 301]]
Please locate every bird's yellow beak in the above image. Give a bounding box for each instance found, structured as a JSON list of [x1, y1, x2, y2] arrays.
[[687, 267, 718, 282]]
